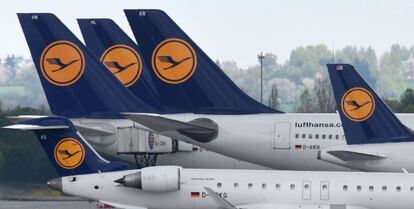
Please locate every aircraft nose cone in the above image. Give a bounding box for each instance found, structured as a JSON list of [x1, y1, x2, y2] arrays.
[[47, 178, 62, 192]]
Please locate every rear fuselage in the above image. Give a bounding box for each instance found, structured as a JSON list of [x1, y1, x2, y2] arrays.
[[73, 113, 414, 171]]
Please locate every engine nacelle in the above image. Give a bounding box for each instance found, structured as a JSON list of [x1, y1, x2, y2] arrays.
[[115, 166, 181, 192]]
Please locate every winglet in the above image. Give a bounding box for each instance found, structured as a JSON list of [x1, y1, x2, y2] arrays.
[[204, 187, 237, 209]]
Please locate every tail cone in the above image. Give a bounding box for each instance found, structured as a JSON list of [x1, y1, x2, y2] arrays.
[[114, 177, 125, 184]]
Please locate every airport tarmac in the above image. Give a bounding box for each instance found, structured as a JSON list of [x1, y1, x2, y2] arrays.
[[0, 200, 97, 209]]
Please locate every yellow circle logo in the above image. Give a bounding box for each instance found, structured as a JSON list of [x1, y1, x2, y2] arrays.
[[40, 41, 85, 86], [152, 38, 197, 84], [101, 44, 142, 87], [341, 87, 375, 122], [54, 138, 85, 169]]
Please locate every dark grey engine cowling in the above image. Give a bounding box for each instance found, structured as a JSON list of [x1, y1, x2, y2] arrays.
[[115, 166, 181, 192], [178, 118, 218, 143]]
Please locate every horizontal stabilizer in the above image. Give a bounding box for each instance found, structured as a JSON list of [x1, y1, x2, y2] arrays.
[[204, 187, 237, 209], [327, 150, 386, 161], [124, 113, 218, 143], [75, 124, 114, 136], [7, 115, 48, 124], [3, 124, 69, 130], [4, 116, 129, 176]]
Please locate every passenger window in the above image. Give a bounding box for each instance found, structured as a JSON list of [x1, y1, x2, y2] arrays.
[[248, 183, 253, 189], [234, 183, 239, 188], [329, 135, 332, 140], [382, 186, 387, 191], [295, 133, 299, 139], [357, 185, 362, 191], [369, 186, 374, 191], [410, 186, 414, 192], [343, 185, 348, 191], [302, 134, 306, 139], [322, 184, 328, 190], [290, 184, 295, 190], [262, 183, 267, 189], [396, 186, 401, 192], [335, 135, 339, 140], [304, 184, 310, 189], [276, 184, 281, 190], [217, 183, 222, 189], [322, 134, 326, 139], [315, 134, 319, 139], [308, 134, 313, 139]]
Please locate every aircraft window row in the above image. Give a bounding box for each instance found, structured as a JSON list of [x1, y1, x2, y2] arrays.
[[226, 183, 297, 190], [342, 185, 413, 192], [222, 183, 414, 192], [295, 133, 345, 140]]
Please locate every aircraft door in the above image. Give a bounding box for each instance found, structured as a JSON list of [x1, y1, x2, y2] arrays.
[[302, 181, 311, 200], [274, 122, 291, 149], [320, 181, 329, 200]]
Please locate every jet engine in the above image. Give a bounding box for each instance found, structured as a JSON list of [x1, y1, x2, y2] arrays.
[[115, 166, 181, 192]]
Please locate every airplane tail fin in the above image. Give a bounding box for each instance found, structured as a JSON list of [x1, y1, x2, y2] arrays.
[[17, 13, 159, 118], [4, 116, 128, 176], [124, 9, 282, 114], [327, 64, 414, 144], [77, 18, 166, 112]]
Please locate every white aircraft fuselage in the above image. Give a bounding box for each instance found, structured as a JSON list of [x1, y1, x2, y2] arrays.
[[57, 166, 414, 209], [72, 113, 414, 172]]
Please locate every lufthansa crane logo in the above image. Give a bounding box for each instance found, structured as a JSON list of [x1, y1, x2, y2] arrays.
[[341, 87, 375, 122], [101, 44, 142, 87], [54, 138, 85, 169], [40, 41, 85, 86], [152, 38, 197, 84]]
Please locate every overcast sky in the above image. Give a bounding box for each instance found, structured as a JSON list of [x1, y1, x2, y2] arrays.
[[2, 0, 414, 67]]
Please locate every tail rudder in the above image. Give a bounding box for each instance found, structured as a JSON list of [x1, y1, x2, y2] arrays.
[[18, 13, 159, 118], [77, 18, 166, 112], [124, 9, 281, 114], [327, 64, 414, 144], [4, 116, 128, 176]]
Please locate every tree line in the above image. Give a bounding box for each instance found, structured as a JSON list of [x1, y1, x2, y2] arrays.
[[218, 44, 414, 112], [0, 43, 413, 184]]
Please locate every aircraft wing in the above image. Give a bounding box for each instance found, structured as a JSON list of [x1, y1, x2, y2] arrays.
[[99, 200, 147, 209], [124, 113, 218, 143], [204, 187, 237, 209], [327, 150, 386, 161]]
